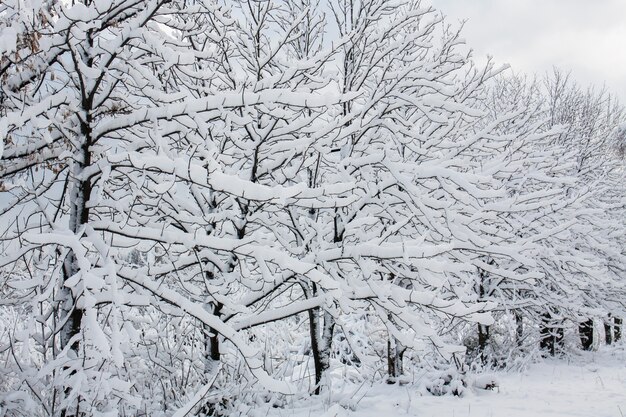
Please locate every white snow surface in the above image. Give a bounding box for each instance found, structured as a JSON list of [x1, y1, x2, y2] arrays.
[[255, 346, 626, 417]]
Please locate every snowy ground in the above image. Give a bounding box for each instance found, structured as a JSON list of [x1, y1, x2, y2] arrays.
[[254, 345, 626, 417]]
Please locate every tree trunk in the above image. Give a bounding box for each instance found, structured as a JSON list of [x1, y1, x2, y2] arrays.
[[579, 319, 593, 350], [200, 269, 223, 415], [556, 324, 564, 352], [540, 313, 563, 356], [308, 306, 323, 395], [319, 310, 335, 374], [60, 134, 93, 417], [539, 316, 553, 355], [387, 336, 406, 383], [309, 307, 335, 395], [204, 303, 223, 368], [201, 307, 222, 417], [615, 317, 623, 341], [59, 254, 84, 353], [515, 311, 524, 347], [475, 267, 492, 362], [203, 270, 222, 368], [605, 315, 613, 345], [59, 151, 92, 352], [477, 323, 490, 362]]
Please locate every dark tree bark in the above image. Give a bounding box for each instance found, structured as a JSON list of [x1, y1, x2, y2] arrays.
[[308, 306, 323, 394], [204, 304, 223, 364], [579, 319, 594, 350], [540, 313, 564, 356], [475, 267, 491, 361], [605, 315, 613, 345], [308, 304, 335, 395], [515, 311, 524, 347], [387, 339, 395, 381], [477, 323, 491, 363]]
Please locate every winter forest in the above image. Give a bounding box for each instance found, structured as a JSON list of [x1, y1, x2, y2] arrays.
[[1, 0, 625, 416]]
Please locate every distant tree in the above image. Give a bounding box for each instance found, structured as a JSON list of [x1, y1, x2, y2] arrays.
[[469, 70, 626, 359]]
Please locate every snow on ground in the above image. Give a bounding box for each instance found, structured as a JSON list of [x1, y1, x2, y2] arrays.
[[258, 345, 626, 417]]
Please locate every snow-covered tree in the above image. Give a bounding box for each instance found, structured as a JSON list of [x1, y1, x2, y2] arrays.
[[0, 0, 342, 414], [465, 71, 626, 360], [2, 0, 626, 415]]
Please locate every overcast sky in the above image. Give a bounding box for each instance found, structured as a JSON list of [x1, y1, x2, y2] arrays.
[[432, 0, 626, 101]]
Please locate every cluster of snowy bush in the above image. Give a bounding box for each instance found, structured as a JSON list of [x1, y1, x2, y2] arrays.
[[0, 0, 624, 416]]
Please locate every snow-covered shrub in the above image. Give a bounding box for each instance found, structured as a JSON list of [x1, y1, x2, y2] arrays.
[[425, 366, 468, 397]]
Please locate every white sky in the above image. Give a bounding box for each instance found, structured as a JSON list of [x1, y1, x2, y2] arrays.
[[432, 0, 626, 101]]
